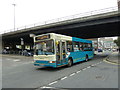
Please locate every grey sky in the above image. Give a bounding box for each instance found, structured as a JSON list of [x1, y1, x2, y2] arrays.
[[0, 0, 118, 33]]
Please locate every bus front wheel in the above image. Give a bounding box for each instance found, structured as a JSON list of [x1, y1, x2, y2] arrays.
[[85, 55, 88, 62], [67, 58, 73, 67]]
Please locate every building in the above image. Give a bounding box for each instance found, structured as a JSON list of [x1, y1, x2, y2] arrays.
[[98, 38, 118, 50]]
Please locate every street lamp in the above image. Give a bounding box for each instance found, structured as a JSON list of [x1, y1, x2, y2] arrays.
[[29, 34, 35, 38], [29, 34, 36, 50], [20, 38, 24, 55], [20, 38, 24, 45], [12, 3, 16, 31]]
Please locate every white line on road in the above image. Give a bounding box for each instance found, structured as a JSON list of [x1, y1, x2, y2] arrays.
[[13, 59, 20, 62], [70, 73, 75, 76], [61, 76, 68, 80], [91, 64, 95, 66], [76, 70, 81, 73], [41, 86, 54, 88], [87, 66, 91, 68], [45, 62, 102, 87], [82, 68, 87, 70], [48, 81, 58, 85]]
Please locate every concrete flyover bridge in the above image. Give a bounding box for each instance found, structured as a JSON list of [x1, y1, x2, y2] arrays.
[[1, 6, 120, 51]]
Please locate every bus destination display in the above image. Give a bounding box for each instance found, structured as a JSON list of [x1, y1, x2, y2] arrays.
[[35, 35, 50, 41]]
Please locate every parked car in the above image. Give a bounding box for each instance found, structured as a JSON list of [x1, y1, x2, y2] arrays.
[[25, 50, 34, 56], [112, 49, 117, 52], [98, 49, 103, 52], [27, 50, 34, 56]]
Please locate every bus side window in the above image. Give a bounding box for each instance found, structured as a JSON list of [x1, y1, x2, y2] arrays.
[[79, 42, 83, 51], [67, 41, 73, 52], [83, 43, 92, 51], [73, 42, 79, 52], [88, 43, 93, 51], [83, 43, 86, 51]]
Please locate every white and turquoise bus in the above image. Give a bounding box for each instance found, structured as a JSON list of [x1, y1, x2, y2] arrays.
[[33, 33, 94, 68]]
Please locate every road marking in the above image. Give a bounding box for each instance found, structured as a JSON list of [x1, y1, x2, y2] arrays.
[[103, 59, 119, 65], [41, 86, 54, 88], [82, 68, 87, 70], [70, 73, 75, 76], [91, 64, 95, 67], [102, 54, 119, 65], [43, 61, 102, 88], [13, 59, 20, 62], [87, 66, 91, 68], [76, 70, 81, 73], [61, 76, 67, 80], [48, 81, 58, 85]]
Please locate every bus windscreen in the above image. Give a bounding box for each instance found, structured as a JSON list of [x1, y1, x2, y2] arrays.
[[35, 40, 54, 55]]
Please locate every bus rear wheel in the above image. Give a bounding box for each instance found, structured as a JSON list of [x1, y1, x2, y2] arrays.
[[67, 58, 73, 67]]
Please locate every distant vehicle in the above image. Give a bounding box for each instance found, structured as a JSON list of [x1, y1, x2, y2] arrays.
[[98, 49, 103, 52], [108, 49, 111, 51], [2, 49, 8, 54], [23, 50, 34, 56], [112, 49, 117, 52], [33, 33, 94, 68], [27, 50, 34, 56]]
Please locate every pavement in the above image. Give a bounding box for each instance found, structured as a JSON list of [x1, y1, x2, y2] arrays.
[[105, 52, 119, 65]]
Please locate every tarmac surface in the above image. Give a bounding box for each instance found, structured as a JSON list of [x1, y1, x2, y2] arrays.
[[105, 52, 119, 64], [1, 51, 119, 89], [40, 52, 119, 89]]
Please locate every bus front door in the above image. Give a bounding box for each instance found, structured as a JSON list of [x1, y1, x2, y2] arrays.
[[56, 41, 66, 66]]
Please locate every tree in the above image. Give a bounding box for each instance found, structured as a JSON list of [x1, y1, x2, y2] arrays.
[[114, 37, 120, 47]]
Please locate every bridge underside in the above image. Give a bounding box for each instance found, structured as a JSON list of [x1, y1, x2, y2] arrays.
[[2, 12, 120, 50], [2, 20, 119, 43]]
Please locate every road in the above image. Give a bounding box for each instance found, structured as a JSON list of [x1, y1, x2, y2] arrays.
[[1, 51, 119, 89]]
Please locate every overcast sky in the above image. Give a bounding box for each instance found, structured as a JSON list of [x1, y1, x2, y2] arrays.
[[0, 0, 118, 34]]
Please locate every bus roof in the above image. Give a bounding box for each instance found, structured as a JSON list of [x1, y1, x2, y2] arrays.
[[72, 37, 92, 43], [35, 33, 92, 43], [49, 33, 92, 43]]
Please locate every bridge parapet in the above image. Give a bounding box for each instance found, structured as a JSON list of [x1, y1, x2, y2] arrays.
[[1, 6, 118, 35]]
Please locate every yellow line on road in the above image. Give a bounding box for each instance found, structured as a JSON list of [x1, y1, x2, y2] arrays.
[[103, 58, 120, 65]]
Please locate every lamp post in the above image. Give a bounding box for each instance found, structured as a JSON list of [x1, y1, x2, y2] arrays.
[[118, 0, 120, 11], [12, 3, 16, 31], [20, 38, 24, 55]]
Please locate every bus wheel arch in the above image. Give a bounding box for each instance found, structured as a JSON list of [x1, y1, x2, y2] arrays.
[[85, 55, 89, 61], [67, 57, 73, 67]]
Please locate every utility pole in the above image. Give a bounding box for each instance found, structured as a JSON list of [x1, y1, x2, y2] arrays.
[[12, 3, 16, 31], [118, 0, 120, 12]]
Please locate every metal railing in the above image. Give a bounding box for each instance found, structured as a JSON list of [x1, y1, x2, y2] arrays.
[[1, 6, 118, 34]]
